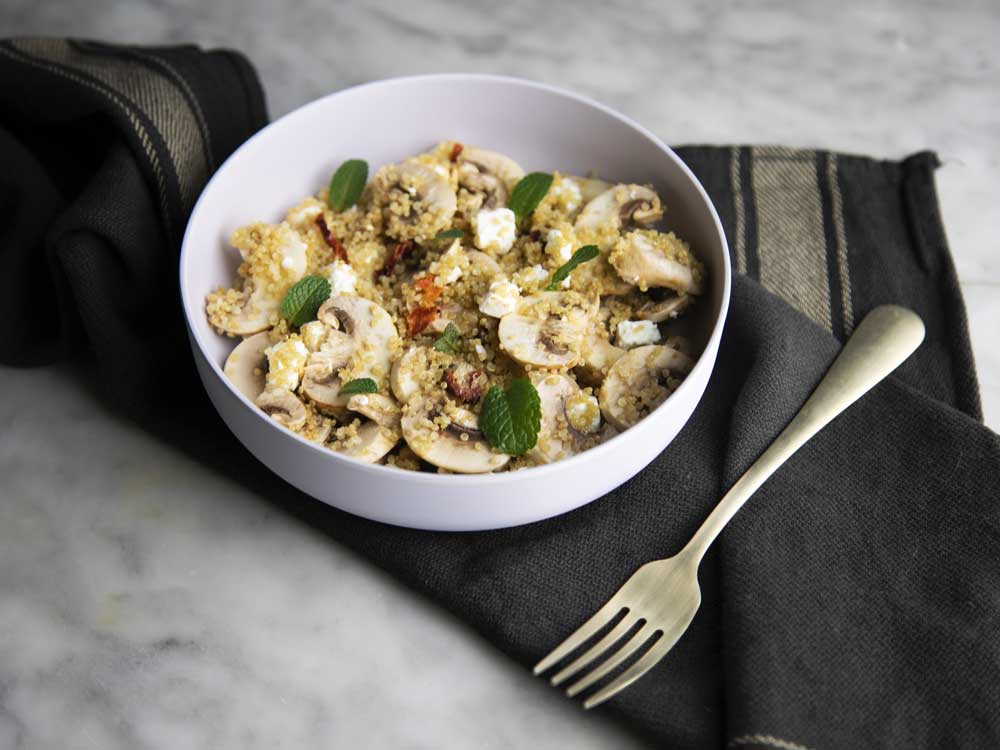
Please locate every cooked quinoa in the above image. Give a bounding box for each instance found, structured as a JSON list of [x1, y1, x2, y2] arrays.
[[209, 142, 705, 474]]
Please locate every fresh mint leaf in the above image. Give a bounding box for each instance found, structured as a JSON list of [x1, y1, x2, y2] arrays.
[[479, 378, 541, 455], [434, 228, 464, 241], [327, 159, 368, 211], [432, 322, 461, 353], [546, 245, 599, 290], [280, 275, 331, 327], [341, 378, 378, 395], [508, 172, 553, 224]]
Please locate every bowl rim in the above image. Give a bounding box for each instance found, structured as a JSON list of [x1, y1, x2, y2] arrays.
[[180, 72, 732, 487]]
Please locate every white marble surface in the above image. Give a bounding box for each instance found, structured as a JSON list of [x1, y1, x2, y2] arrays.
[[2, 1, 998, 748]]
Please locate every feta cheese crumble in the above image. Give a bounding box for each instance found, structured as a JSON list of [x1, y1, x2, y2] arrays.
[[478, 278, 521, 318], [328, 259, 357, 295], [615, 319, 662, 349], [473, 208, 517, 254]]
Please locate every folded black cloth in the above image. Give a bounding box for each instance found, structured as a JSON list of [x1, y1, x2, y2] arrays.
[[2, 39, 998, 749]]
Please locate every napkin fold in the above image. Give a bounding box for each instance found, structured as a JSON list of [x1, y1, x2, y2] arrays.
[[2, 39, 998, 749]]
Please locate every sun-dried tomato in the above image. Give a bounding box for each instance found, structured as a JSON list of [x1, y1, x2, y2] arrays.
[[414, 275, 444, 306], [444, 366, 485, 404], [315, 215, 349, 262], [376, 240, 413, 279], [407, 306, 437, 336], [449, 142, 463, 162]]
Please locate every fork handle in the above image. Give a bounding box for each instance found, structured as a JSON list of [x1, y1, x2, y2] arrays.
[[682, 305, 925, 564]]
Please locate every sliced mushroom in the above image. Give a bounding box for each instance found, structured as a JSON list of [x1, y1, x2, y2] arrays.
[[347, 393, 401, 431], [318, 295, 399, 381], [497, 292, 597, 369], [575, 332, 626, 386], [256, 388, 308, 431], [458, 147, 525, 209], [223, 331, 271, 401], [528, 374, 582, 463], [333, 421, 399, 463], [610, 231, 704, 295], [371, 161, 457, 241], [599, 344, 695, 430], [390, 346, 430, 404], [498, 315, 583, 369], [466, 249, 502, 277], [301, 417, 333, 444], [300, 330, 355, 415], [636, 293, 692, 322], [574, 184, 664, 240], [401, 403, 510, 473], [208, 281, 275, 336]]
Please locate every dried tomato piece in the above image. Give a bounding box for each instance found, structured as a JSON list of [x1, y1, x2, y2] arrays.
[[315, 215, 349, 262], [449, 142, 463, 162], [445, 366, 485, 404], [376, 240, 413, 279], [414, 275, 444, 306], [407, 306, 437, 336]]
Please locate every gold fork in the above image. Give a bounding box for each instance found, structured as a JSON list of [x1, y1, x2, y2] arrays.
[[533, 305, 925, 709]]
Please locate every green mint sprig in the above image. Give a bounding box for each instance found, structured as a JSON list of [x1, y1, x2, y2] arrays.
[[479, 378, 541, 455], [280, 275, 331, 327], [546, 245, 599, 290], [432, 322, 461, 353], [508, 172, 553, 225], [327, 159, 368, 211], [341, 378, 378, 395]]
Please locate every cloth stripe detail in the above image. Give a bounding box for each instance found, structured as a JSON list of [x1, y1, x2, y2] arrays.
[[739, 147, 760, 280], [728, 733, 814, 750], [730, 146, 747, 275], [750, 147, 831, 331], [828, 154, 853, 335], [817, 151, 846, 339]]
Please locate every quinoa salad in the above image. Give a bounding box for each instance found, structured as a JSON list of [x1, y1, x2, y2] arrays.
[[206, 142, 705, 473]]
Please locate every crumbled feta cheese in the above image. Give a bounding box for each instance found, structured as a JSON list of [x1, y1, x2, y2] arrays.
[[565, 393, 601, 434], [328, 259, 357, 295], [525, 264, 549, 284], [616, 320, 662, 349], [546, 229, 573, 262], [473, 208, 516, 254], [300, 321, 327, 352], [278, 229, 308, 280], [560, 178, 582, 212], [265, 339, 309, 391], [479, 278, 521, 318], [431, 240, 466, 285]]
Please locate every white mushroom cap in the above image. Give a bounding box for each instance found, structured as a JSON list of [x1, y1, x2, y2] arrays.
[[256, 388, 308, 431], [401, 403, 510, 474], [565, 175, 613, 204], [317, 295, 399, 382], [610, 231, 705, 295], [636, 293, 692, 322], [574, 184, 664, 239], [334, 421, 399, 463], [300, 330, 355, 415], [599, 344, 695, 430], [528, 373, 583, 464], [209, 281, 275, 336], [223, 331, 271, 401], [347, 393, 401, 431], [390, 346, 430, 404], [575, 331, 626, 387], [372, 160, 457, 241], [497, 292, 597, 369], [458, 146, 526, 209]]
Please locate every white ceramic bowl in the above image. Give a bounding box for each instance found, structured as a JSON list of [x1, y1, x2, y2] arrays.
[[180, 74, 731, 531]]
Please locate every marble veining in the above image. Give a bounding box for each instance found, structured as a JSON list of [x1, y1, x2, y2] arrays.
[[1, 1, 998, 747]]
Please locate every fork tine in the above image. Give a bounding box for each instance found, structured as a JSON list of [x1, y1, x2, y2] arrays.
[[564, 623, 653, 698], [550, 614, 637, 686], [581, 636, 670, 709], [532, 600, 626, 676]]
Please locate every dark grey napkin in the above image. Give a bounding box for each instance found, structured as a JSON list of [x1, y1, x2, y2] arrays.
[[2, 39, 998, 750]]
